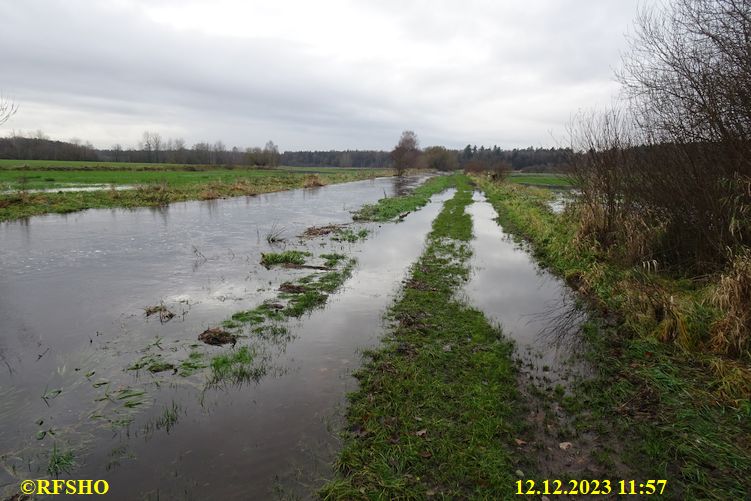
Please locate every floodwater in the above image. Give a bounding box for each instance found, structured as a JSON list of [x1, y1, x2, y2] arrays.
[[1, 184, 136, 195], [0, 175, 446, 499], [463, 192, 609, 479], [463, 192, 585, 388]]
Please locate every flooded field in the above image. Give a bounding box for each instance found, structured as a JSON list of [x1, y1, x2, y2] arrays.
[[0, 175, 445, 499], [1, 178, 603, 499]]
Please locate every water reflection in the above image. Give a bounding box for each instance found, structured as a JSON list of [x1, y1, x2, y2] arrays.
[[0, 175, 436, 499], [464, 192, 586, 380]]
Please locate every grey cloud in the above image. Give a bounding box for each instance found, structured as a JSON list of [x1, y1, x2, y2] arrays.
[[0, 0, 645, 149]]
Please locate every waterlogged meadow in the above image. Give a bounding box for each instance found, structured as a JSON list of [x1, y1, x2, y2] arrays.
[[0, 174, 452, 498], [3, 170, 746, 499]]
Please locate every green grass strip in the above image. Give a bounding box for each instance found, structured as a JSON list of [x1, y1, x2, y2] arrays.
[[322, 175, 523, 499], [352, 173, 458, 221]]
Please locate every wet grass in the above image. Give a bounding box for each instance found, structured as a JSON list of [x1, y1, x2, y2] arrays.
[[332, 228, 369, 243], [507, 172, 572, 187], [47, 443, 75, 477], [478, 178, 751, 499], [353, 173, 458, 221], [226, 258, 356, 328], [260, 250, 311, 267], [0, 168, 391, 222], [322, 176, 524, 499], [209, 346, 266, 385], [320, 253, 346, 267], [0, 162, 390, 188]]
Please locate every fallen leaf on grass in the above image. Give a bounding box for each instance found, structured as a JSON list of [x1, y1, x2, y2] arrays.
[[514, 438, 527, 446], [558, 441, 572, 450], [415, 429, 427, 437]]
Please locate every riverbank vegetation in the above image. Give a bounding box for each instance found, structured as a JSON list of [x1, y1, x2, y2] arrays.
[[0, 167, 390, 222], [479, 178, 751, 498], [322, 177, 525, 498]]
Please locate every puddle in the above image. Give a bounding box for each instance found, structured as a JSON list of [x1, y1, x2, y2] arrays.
[[463, 192, 626, 480], [464, 192, 585, 383], [0, 175, 441, 499], [546, 189, 578, 214]]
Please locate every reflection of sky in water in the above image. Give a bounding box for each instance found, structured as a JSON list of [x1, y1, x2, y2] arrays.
[[0, 175, 446, 499], [464, 192, 585, 375]]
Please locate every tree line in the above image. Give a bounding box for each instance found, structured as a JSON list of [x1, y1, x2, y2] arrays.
[[0, 128, 569, 172]]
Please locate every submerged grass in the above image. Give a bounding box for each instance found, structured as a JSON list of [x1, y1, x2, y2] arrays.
[[478, 178, 751, 499], [320, 253, 346, 267], [260, 250, 311, 267], [332, 228, 369, 243], [322, 176, 524, 499], [47, 443, 75, 477], [209, 346, 265, 385], [353, 173, 458, 221], [227, 257, 356, 328]]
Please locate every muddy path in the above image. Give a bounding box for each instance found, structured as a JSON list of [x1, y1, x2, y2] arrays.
[[0, 175, 446, 499]]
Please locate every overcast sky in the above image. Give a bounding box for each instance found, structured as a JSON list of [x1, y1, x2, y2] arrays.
[[0, 0, 648, 151]]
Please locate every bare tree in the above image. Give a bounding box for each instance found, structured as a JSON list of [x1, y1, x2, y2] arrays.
[[570, 0, 751, 270], [0, 94, 17, 126], [391, 130, 421, 176], [142, 131, 163, 163], [263, 140, 280, 167], [173, 138, 186, 163]]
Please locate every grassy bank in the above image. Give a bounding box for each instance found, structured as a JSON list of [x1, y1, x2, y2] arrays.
[[352, 173, 457, 221], [322, 176, 523, 498], [479, 179, 751, 499], [507, 172, 572, 187], [0, 168, 390, 222], [0, 165, 390, 190]]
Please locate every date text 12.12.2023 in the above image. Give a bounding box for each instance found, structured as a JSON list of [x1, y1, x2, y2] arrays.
[[516, 479, 667, 496]]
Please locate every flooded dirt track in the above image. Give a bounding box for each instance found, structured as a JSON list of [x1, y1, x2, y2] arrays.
[[464, 192, 584, 380], [0, 175, 445, 499], [464, 192, 616, 481]]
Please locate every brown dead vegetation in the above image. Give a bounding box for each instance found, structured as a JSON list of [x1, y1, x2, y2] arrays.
[[711, 250, 751, 358], [279, 282, 308, 293], [198, 327, 237, 346], [301, 224, 347, 238], [144, 304, 175, 323], [303, 174, 325, 188]]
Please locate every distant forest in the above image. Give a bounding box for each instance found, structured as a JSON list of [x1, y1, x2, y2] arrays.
[[0, 133, 570, 172]]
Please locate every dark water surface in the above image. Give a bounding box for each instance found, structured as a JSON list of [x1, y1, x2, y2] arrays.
[[0, 176, 444, 499]]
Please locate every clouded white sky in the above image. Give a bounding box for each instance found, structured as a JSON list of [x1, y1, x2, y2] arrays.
[[0, 0, 648, 151]]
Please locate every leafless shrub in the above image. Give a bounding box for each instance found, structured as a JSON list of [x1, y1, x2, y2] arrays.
[[569, 0, 751, 273]]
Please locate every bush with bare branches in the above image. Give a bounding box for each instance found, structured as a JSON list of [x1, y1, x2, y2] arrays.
[[571, 0, 751, 273]]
